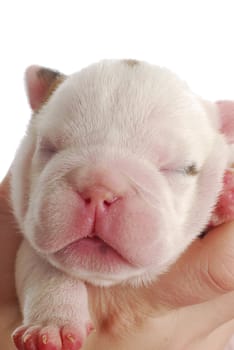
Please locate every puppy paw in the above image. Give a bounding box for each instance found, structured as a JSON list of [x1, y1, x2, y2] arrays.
[[12, 322, 94, 350]]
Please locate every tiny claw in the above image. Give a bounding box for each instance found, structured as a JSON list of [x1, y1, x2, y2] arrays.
[[23, 333, 31, 343], [41, 334, 48, 344], [12, 327, 27, 349], [12, 333, 21, 348], [66, 333, 75, 343]]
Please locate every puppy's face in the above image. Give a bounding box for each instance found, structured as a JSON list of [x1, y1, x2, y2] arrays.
[[11, 60, 228, 285]]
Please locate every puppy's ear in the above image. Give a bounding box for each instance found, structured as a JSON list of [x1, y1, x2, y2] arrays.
[[25, 65, 66, 111], [216, 101, 234, 144]]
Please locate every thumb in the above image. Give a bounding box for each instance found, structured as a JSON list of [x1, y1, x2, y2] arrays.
[[0, 171, 21, 303], [148, 222, 234, 308]]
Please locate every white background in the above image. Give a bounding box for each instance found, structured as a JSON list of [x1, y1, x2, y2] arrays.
[[0, 0, 234, 180]]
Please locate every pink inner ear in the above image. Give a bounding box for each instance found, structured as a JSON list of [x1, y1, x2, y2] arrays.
[[217, 101, 234, 144], [25, 65, 50, 111]]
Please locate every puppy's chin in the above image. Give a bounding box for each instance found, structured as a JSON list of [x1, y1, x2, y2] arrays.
[[39, 235, 176, 287], [37, 236, 146, 286], [47, 257, 150, 287]]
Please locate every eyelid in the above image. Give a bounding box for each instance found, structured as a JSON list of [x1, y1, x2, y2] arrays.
[[161, 163, 199, 176], [183, 164, 199, 176]]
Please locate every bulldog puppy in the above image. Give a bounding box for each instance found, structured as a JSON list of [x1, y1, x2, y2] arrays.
[[10, 60, 234, 350]]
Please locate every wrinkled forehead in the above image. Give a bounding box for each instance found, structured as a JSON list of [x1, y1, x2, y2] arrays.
[[35, 61, 214, 154]]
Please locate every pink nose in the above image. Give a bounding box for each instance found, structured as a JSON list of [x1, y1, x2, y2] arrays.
[[79, 186, 119, 206]]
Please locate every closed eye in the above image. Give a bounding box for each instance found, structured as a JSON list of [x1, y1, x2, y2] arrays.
[[183, 163, 199, 176], [161, 163, 199, 176]]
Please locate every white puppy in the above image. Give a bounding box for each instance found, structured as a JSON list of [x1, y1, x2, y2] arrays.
[[10, 60, 234, 350]]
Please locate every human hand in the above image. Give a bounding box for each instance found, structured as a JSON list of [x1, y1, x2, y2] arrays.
[[85, 223, 234, 350], [0, 173, 22, 350]]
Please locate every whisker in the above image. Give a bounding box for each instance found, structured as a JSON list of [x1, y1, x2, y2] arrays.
[[121, 171, 159, 210]]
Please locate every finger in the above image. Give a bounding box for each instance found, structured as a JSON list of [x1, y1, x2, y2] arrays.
[[175, 291, 234, 340], [0, 169, 15, 221], [0, 168, 21, 303], [154, 292, 234, 350], [148, 222, 234, 308], [0, 169, 11, 195], [203, 319, 234, 350]]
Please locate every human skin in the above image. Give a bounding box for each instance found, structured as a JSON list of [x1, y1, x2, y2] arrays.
[[1, 172, 234, 350]]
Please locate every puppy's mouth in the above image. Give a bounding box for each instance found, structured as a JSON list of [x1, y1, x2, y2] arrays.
[[53, 233, 134, 270], [72, 236, 112, 254]]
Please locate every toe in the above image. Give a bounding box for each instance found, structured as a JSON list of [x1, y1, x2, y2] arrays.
[[61, 325, 83, 350], [38, 326, 62, 350], [12, 326, 28, 350], [22, 326, 41, 350]]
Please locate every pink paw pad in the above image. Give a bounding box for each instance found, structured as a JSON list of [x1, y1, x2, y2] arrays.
[[61, 325, 84, 349], [12, 322, 94, 350]]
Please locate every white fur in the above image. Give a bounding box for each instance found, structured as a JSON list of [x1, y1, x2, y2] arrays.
[[10, 60, 233, 346]]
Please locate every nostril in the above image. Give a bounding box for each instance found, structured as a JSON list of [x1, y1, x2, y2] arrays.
[[83, 197, 119, 206], [84, 198, 91, 205], [79, 188, 119, 207], [103, 200, 112, 206]]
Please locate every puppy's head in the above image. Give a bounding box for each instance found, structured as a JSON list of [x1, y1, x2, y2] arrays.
[[11, 60, 232, 286]]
